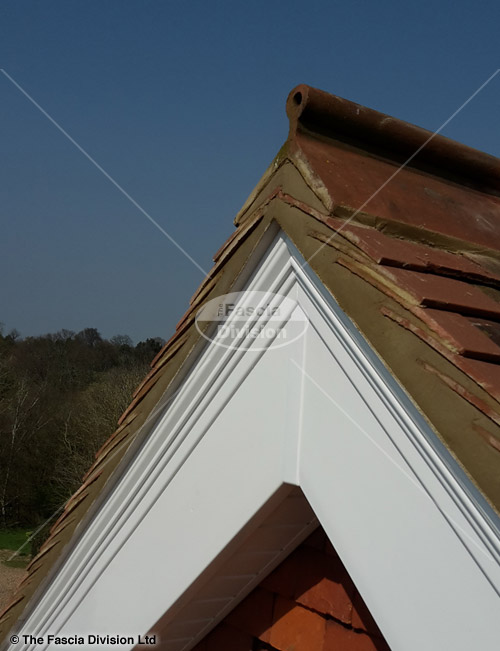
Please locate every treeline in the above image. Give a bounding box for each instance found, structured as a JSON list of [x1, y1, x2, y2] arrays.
[[0, 325, 164, 530]]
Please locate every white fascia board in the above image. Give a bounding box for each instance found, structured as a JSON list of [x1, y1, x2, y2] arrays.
[[10, 232, 308, 650], [9, 232, 500, 651], [291, 269, 500, 650]]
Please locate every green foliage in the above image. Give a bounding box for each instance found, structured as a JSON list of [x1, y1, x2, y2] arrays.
[[0, 327, 165, 533], [0, 528, 31, 554]]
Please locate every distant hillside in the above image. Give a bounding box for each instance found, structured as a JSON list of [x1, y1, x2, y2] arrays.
[[0, 325, 164, 530]]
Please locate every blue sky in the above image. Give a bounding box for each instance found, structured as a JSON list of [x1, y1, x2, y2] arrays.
[[1, 0, 499, 343]]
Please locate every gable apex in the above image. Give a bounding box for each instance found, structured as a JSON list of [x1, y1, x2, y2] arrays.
[[6, 234, 500, 651], [3, 84, 500, 651]]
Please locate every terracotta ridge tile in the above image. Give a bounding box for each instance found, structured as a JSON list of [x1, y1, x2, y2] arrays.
[[287, 84, 500, 196], [288, 143, 335, 211], [419, 360, 500, 427]]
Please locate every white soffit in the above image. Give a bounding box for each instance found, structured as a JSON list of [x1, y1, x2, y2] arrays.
[[10, 232, 500, 651]]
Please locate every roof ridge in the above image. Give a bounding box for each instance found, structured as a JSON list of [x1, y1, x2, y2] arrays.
[[286, 84, 500, 197]]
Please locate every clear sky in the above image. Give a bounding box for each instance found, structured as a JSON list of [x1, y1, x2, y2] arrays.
[[1, 0, 499, 343]]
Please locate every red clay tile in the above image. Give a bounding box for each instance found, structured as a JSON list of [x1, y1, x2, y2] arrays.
[[413, 308, 500, 362], [351, 591, 384, 638], [328, 224, 500, 285], [10, 84, 500, 650], [225, 588, 274, 642], [379, 267, 500, 319], [342, 255, 500, 320], [204, 623, 254, 651], [92, 424, 133, 466], [471, 318, 500, 347], [48, 515, 76, 539], [212, 202, 267, 263], [453, 356, 500, 404], [149, 328, 190, 370], [382, 307, 500, 405], [295, 129, 500, 252], [324, 620, 388, 651], [270, 596, 326, 651], [277, 190, 334, 228], [293, 547, 353, 624]]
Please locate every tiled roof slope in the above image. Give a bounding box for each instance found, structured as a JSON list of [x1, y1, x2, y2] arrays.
[[277, 85, 500, 461], [191, 526, 390, 651], [2, 85, 500, 642]]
